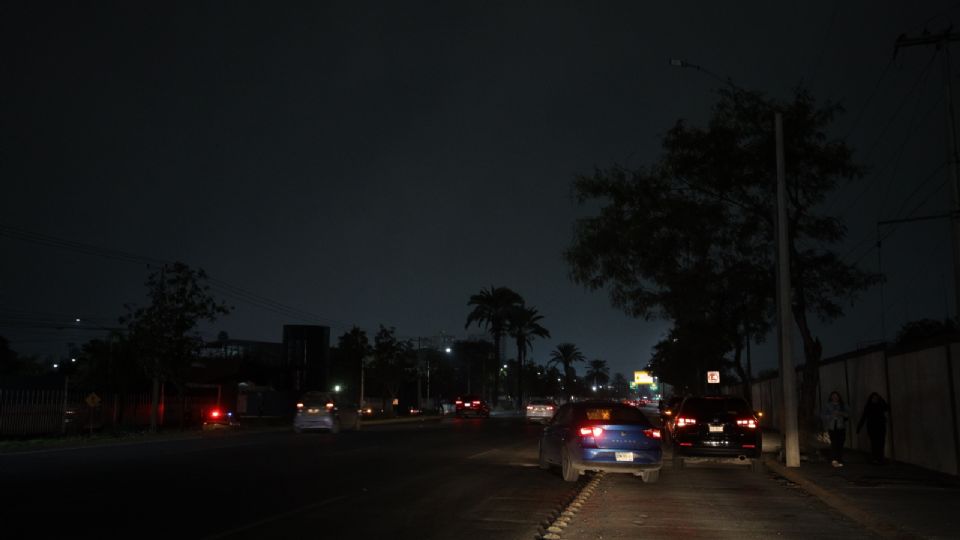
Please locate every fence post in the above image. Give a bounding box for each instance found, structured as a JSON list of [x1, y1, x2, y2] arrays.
[[61, 376, 69, 435], [883, 349, 895, 461], [945, 344, 960, 475]]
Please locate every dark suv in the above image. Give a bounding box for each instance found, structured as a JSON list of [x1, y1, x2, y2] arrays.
[[671, 395, 762, 471], [454, 395, 490, 418]]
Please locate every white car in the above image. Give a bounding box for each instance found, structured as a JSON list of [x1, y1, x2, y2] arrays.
[[293, 392, 360, 433], [525, 399, 557, 423]]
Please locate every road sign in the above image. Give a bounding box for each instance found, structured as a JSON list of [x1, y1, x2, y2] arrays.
[[85, 392, 101, 408], [706, 371, 720, 384]]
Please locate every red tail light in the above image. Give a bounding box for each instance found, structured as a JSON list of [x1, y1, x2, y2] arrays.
[[546, 406, 554, 410], [325, 402, 335, 410], [643, 428, 662, 439], [579, 426, 603, 437], [210, 409, 221, 418], [676, 416, 696, 427], [455, 400, 463, 405], [526, 405, 533, 410], [472, 401, 481, 406], [736, 418, 757, 429]]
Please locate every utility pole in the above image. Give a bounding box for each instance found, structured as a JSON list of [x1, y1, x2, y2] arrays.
[[896, 30, 960, 322], [776, 112, 801, 468]]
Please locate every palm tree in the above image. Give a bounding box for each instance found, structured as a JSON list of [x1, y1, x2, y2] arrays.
[[548, 343, 585, 401], [465, 286, 523, 405], [508, 305, 550, 410], [586, 359, 610, 391]]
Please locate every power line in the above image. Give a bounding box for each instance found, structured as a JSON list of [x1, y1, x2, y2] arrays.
[[0, 223, 357, 333]]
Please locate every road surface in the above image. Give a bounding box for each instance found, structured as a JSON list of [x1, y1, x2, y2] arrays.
[[0, 412, 874, 539]]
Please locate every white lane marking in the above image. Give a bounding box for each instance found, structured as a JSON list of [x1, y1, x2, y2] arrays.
[[202, 495, 349, 539], [467, 448, 499, 459]]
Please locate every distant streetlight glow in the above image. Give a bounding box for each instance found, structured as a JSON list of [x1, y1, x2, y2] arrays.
[[75, 318, 81, 323], [334, 384, 341, 393], [53, 363, 59, 369], [71, 357, 76, 363], [592, 385, 597, 392], [445, 347, 452, 354]]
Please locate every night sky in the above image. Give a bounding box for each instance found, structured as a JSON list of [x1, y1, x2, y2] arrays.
[[2, 1, 957, 378]]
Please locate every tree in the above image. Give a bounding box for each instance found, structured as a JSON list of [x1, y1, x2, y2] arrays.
[[566, 87, 880, 429], [337, 326, 372, 404], [611, 372, 629, 399], [586, 359, 610, 391], [465, 286, 523, 406], [895, 318, 958, 347], [370, 325, 415, 417], [548, 343, 584, 401], [507, 305, 550, 410], [123, 262, 232, 432]]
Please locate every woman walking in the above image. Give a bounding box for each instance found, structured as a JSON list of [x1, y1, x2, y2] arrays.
[[822, 391, 849, 467], [857, 392, 889, 464]]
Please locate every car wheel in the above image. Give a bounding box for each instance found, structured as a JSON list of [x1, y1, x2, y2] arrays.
[[641, 469, 660, 484], [561, 449, 579, 482], [538, 442, 550, 470], [330, 419, 341, 434]]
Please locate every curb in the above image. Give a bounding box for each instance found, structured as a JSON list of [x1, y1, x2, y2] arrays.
[[763, 456, 920, 539], [537, 472, 604, 539]]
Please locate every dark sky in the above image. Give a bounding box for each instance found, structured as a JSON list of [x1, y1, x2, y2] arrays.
[[2, 1, 957, 378]]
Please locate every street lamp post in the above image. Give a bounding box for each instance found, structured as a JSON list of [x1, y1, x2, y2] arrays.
[[670, 59, 800, 467]]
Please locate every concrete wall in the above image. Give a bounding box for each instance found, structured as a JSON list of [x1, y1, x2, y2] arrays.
[[748, 342, 960, 476], [844, 350, 889, 455]]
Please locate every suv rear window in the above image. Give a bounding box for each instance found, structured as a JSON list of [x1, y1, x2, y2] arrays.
[[681, 398, 751, 417], [575, 405, 650, 425]]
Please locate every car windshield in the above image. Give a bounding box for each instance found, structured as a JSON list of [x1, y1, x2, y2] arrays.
[[575, 405, 650, 425], [682, 398, 751, 417], [529, 400, 554, 405]]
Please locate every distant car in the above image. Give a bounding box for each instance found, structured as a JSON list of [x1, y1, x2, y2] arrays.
[[293, 392, 360, 433], [539, 400, 663, 483], [671, 395, 762, 471], [202, 407, 240, 431], [525, 399, 557, 423], [454, 395, 490, 418]]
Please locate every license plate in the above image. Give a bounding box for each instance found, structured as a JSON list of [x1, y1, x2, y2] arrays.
[[615, 452, 634, 462], [709, 425, 724, 433]]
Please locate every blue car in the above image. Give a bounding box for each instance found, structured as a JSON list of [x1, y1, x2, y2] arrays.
[[538, 400, 663, 483]]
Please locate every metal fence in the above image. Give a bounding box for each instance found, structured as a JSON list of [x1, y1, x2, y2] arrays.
[[0, 388, 215, 437]]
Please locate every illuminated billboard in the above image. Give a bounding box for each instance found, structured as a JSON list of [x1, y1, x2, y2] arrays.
[[634, 371, 654, 385]]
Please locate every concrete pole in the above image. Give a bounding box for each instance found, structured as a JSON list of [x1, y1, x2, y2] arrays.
[[776, 112, 801, 467]]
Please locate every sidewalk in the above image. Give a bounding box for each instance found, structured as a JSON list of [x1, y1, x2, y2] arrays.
[[765, 449, 960, 539]]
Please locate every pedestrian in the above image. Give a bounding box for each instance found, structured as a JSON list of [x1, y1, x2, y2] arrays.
[[822, 391, 849, 467], [857, 392, 889, 464]]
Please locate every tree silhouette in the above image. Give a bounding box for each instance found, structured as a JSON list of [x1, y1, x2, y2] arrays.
[[548, 343, 584, 402], [465, 286, 523, 405], [508, 305, 550, 409]]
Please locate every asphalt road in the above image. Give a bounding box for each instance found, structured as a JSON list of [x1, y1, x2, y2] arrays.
[[0, 411, 877, 540], [0, 416, 577, 540]]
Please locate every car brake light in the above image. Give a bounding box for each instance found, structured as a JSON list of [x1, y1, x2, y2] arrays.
[[210, 410, 221, 418], [579, 426, 603, 437], [676, 416, 696, 427], [546, 406, 553, 410], [325, 402, 335, 409], [455, 400, 463, 405], [472, 401, 481, 406], [296, 402, 304, 409], [526, 405, 533, 410], [736, 419, 757, 429], [644, 428, 661, 439]]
